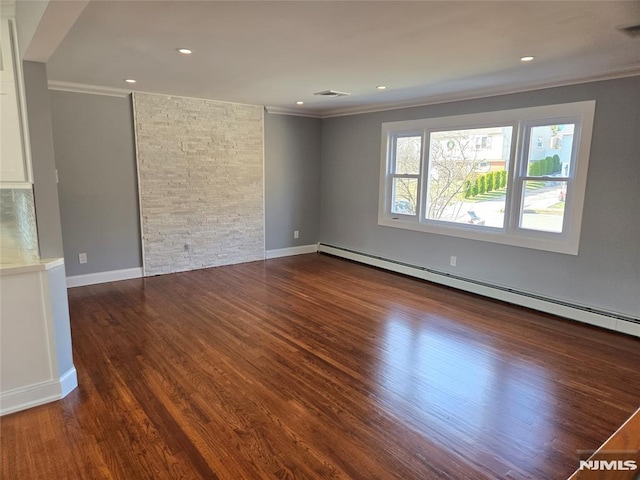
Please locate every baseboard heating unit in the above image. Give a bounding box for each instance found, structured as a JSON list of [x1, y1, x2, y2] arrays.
[[317, 243, 639, 338]]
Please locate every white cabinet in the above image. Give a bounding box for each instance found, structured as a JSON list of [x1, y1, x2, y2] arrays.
[[0, 259, 78, 415], [0, 17, 31, 183]]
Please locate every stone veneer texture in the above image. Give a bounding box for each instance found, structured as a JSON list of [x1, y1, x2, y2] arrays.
[[133, 93, 264, 276]]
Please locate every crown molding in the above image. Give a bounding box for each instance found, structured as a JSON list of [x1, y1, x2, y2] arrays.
[[319, 66, 640, 118], [48, 81, 264, 110], [49, 67, 640, 119], [264, 106, 322, 119], [130, 90, 262, 109], [48, 80, 132, 98]]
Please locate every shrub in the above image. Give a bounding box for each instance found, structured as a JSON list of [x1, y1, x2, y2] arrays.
[[541, 157, 550, 175], [478, 175, 486, 194], [463, 180, 472, 199], [529, 157, 560, 176], [552, 154, 561, 174], [546, 156, 554, 175], [529, 161, 540, 176], [500, 170, 507, 188], [486, 172, 494, 192]]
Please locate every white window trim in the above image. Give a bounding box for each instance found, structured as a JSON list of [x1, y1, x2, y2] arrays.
[[378, 101, 596, 255]]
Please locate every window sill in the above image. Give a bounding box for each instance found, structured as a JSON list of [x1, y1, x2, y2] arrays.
[[378, 216, 579, 255]]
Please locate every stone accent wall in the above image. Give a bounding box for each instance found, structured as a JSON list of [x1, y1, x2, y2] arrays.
[[133, 93, 264, 276]]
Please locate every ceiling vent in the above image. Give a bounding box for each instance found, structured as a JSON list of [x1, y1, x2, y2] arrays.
[[618, 24, 640, 38], [314, 90, 350, 98]]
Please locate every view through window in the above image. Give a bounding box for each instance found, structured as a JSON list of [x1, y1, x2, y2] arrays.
[[426, 126, 512, 228], [379, 101, 596, 254]]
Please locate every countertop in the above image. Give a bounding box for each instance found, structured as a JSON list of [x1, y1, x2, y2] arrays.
[[0, 258, 64, 276]]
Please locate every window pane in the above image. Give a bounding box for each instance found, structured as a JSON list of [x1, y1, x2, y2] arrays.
[[520, 180, 567, 233], [393, 136, 421, 175], [526, 124, 574, 177], [392, 178, 417, 215], [426, 126, 512, 228]]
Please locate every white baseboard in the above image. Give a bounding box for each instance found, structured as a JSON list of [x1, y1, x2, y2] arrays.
[[67, 267, 143, 288], [266, 244, 318, 259], [318, 244, 640, 338], [59, 367, 78, 397], [0, 367, 78, 416]]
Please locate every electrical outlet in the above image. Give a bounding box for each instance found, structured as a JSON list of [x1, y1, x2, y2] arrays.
[[294, 230, 299, 239], [450, 255, 457, 267], [79, 253, 87, 264]]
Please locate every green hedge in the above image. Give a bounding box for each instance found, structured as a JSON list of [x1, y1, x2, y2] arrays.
[[464, 170, 508, 199], [486, 172, 494, 191], [528, 154, 561, 176], [463, 160, 558, 199]]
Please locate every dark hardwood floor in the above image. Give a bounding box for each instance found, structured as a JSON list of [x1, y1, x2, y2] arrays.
[[2, 253, 639, 479], [568, 407, 640, 480]]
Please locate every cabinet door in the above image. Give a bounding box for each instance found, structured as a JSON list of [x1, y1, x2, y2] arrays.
[[0, 18, 16, 83], [0, 18, 28, 183], [0, 81, 27, 182]]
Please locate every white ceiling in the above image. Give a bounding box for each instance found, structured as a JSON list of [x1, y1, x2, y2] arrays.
[[29, 1, 640, 117]]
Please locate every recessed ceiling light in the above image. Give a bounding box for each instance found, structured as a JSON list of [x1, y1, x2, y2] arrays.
[[376, 85, 387, 90], [177, 48, 193, 55], [520, 56, 535, 62], [296, 101, 304, 105], [124, 79, 137, 84]]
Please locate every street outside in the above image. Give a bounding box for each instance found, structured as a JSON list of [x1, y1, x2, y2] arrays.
[[446, 182, 565, 233]]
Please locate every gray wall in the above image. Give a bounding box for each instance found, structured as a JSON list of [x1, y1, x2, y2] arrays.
[[319, 76, 640, 319], [265, 113, 321, 250], [50, 77, 638, 319], [22, 61, 64, 259], [49, 91, 142, 276], [48, 94, 323, 275]]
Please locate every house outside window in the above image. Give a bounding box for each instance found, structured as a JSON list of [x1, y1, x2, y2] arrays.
[[378, 101, 596, 254]]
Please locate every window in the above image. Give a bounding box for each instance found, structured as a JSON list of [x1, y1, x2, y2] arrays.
[[378, 101, 596, 254], [390, 134, 421, 215]]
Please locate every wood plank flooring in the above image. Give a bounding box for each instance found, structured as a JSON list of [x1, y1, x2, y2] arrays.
[[1, 253, 639, 479], [568, 407, 640, 480]]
